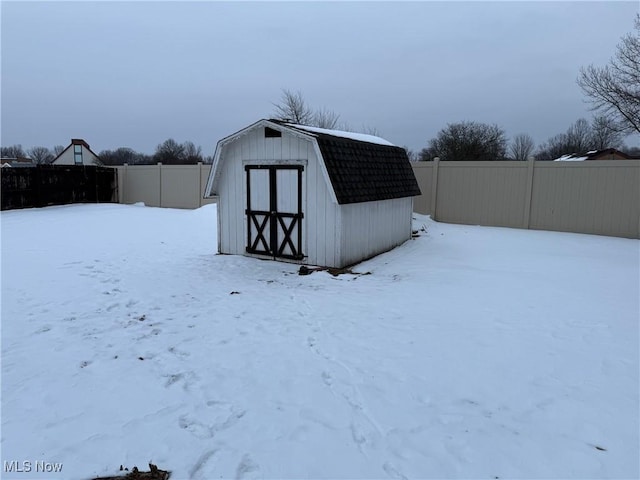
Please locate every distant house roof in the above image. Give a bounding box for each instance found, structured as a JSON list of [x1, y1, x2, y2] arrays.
[[0, 157, 36, 168], [554, 148, 636, 161], [269, 120, 421, 204], [51, 139, 103, 165]]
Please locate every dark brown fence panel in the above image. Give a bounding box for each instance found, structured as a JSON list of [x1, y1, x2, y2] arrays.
[[0, 168, 36, 210], [1, 165, 117, 211]]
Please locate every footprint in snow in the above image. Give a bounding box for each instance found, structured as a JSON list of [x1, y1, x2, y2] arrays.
[[168, 346, 190, 358], [350, 423, 367, 447], [235, 454, 260, 479], [178, 416, 212, 439], [383, 462, 408, 480], [179, 406, 247, 439], [164, 373, 184, 387], [189, 450, 217, 479]]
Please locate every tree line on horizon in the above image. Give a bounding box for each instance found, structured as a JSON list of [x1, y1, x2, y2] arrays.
[[3, 16, 638, 165], [269, 91, 639, 162], [0, 139, 213, 166]]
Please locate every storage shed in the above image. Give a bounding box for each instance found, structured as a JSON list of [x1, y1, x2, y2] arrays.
[[204, 119, 421, 268]]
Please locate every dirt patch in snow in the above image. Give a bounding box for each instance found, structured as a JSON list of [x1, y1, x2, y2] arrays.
[[91, 463, 170, 480], [298, 265, 371, 277]]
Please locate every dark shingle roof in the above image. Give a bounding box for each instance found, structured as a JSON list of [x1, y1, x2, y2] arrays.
[[315, 135, 421, 204], [275, 122, 421, 205]]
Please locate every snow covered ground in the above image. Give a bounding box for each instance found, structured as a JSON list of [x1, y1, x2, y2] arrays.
[[1, 203, 638, 480]]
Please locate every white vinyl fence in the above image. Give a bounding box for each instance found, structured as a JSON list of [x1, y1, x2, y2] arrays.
[[114, 160, 640, 239], [412, 159, 640, 239], [115, 163, 216, 209]]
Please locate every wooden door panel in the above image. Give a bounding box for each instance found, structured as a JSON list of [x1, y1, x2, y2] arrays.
[[246, 165, 303, 260]]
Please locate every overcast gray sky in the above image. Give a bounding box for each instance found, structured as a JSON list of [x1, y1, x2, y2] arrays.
[[2, 1, 639, 156]]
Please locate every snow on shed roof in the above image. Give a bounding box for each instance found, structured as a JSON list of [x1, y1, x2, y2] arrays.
[[284, 123, 396, 146]]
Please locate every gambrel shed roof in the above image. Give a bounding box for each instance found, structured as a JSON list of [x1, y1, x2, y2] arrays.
[[206, 119, 421, 204]]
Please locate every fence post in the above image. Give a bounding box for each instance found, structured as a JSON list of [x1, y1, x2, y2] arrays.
[[34, 165, 42, 208], [121, 163, 128, 204], [430, 158, 440, 220], [197, 161, 203, 207], [92, 166, 98, 203], [111, 167, 119, 203], [523, 156, 535, 229], [157, 162, 162, 207]]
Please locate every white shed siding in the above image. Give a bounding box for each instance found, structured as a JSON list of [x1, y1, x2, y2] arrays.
[[214, 138, 246, 255], [215, 126, 339, 266], [339, 197, 413, 267], [304, 140, 340, 267], [232, 141, 247, 255]]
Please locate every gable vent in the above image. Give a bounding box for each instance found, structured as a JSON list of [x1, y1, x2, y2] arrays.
[[265, 127, 282, 138]]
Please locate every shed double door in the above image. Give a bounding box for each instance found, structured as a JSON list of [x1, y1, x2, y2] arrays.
[[245, 165, 304, 260]]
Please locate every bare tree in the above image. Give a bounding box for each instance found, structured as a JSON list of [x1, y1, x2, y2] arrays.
[[623, 145, 640, 156], [538, 118, 594, 159], [536, 134, 570, 161], [272, 89, 383, 135], [272, 89, 314, 125], [403, 146, 419, 162], [183, 141, 204, 163], [1, 144, 26, 158], [52, 145, 65, 156], [154, 139, 185, 164], [577, 15, 640, 133], [509, 133, 535, 161], [361, 125, 382, 136], [336, 121, 353, 132], [428, 121, 507, 161], [565, 118, 593, 152], [589, 115, 624, 149], [28, 146, 54, 164], [313, 108, 340, 129], [536, 116, 625, 160], [418, 147, 436, 161], [99, 147, 151, 165]]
